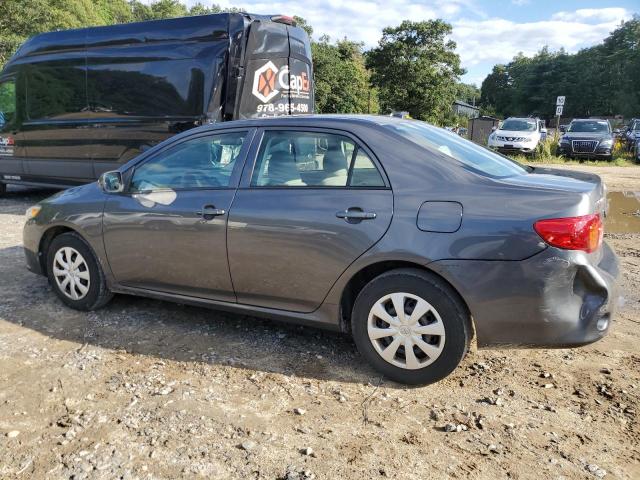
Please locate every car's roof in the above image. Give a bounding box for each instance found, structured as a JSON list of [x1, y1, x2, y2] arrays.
[[196, 114, 411, 132], [504, 117, 537, 121], [222, 114, 404, 126], [571, 118, 609, 122]]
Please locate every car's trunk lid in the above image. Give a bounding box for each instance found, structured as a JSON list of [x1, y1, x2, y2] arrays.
[[526, 166, 607, 217]]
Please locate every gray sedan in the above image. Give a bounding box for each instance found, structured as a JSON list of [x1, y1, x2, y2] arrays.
[[23, 115, 619, 385]]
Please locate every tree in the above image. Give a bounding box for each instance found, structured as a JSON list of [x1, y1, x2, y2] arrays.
[[312, 36, 377, 114], [366, 20, 464, 123], [456, 83, 480, 105], [479, 17, 640, 119], [479, 64, 511, 115]]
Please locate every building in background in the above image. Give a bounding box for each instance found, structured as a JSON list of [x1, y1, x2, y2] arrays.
[[467, 116, 500, 145], [452, 100, 480, 119]]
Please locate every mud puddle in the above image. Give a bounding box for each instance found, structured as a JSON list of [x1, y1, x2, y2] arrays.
[[606, 191, 640, 233]]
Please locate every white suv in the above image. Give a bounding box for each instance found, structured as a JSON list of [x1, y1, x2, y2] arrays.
[[488, 117, 545, 155]]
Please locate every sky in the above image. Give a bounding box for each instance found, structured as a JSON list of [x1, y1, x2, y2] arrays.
[[174, 0, 637, 86]]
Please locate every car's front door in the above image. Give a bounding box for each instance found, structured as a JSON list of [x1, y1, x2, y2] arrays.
[[102, 129, 253, 301], [227, 128, 393, 313]]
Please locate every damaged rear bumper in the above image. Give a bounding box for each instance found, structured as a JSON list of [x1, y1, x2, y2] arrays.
[[429, 242, 620, 348]]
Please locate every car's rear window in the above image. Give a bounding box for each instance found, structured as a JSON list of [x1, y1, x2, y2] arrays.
[[384, 121, 529, 178]]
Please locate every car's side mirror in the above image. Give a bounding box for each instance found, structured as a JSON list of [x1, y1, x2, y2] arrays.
[[491, 126, 497, 132], [99, 171, 124, 193], [614, 128, 621, 134], [559, 125, 566, 133]]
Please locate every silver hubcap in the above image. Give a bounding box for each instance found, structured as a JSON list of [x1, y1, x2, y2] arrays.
[[53, 247, 90, 300], [367, 292, 445, 370]]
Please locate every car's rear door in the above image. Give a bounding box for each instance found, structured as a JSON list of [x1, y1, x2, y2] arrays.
[[102, 128, 254, 301], [227, 127, 393, 313]]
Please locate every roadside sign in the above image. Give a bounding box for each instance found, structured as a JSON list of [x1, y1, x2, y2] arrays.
[[556, 96, 565, 106], [556, 105, 563, 116]]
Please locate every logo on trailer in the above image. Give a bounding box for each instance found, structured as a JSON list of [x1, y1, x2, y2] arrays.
[[251, 61, 311, 104], [252, 61, 280, 103], [0, 135, 14, 156]]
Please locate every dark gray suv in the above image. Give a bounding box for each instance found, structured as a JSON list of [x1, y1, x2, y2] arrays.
[[23, 115, 619, 385], [557, 119, 614, 160]]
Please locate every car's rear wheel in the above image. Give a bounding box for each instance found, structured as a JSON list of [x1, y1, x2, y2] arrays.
[[47, 232, 113, 311], [0, 182, 6, 196], [351, 268, 470, 385]]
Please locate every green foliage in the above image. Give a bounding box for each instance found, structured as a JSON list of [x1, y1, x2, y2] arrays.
[[481, 17, 640, 119], [508, 137, 634, 166], [366, 20, 464, 123], [456, 83, 480, 106], [312, 36, 377, 114]]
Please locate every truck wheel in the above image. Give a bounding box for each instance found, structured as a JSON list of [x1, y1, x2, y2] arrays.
[[46, 232, 113, 311], [351, 268, 470, 385]]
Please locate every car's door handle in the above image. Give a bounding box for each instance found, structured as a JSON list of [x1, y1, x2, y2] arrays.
[[197, 205, 226, 220], [336, 208, 377, 222]]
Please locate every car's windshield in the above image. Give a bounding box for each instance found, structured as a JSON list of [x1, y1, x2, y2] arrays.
[[632, 121, 640, 131], [568, 121, 610, 133], [385, 121, 529, 178], [500, 119, 537, 132]]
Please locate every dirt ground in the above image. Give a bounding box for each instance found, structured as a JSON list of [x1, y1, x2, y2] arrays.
[[1, 166, 639, 479]]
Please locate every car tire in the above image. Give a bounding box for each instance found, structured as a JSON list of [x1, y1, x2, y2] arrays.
[[351, 268, 470, 385], [0, 182, 6, 196], [46, 232, 113, 311]]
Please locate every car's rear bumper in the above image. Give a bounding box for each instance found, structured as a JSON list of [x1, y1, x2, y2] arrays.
[[429, 242, 620, 348]]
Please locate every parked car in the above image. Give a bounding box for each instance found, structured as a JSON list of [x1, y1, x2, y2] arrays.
[[557, 119, 614, 160], [0, 13, 313, 195], [623, 119, 640, 153], [23, 115, 619, 385], [538, 119, 548, 141], [487, 117, 545, 155]]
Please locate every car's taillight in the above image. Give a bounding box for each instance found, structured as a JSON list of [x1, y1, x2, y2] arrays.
[[534, 213, 603, 253], [271, 15, 296, 26]]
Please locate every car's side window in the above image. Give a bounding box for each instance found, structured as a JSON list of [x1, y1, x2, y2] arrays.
[[251, 130, 385, 188], [130, 132, 246, 192], [350, 149, 386, 187]]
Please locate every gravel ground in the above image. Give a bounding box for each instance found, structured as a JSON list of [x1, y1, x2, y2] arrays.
[[1, 167, 639, 480]]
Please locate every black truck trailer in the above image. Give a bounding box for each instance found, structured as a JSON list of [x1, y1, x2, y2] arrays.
[[0, 13, 313, 191]]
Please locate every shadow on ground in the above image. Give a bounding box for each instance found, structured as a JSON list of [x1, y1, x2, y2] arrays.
[[0, 242, 381, 385]]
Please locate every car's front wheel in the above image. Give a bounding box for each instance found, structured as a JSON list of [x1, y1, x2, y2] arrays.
[[47, 232, 113, 311], [351, 268, 470, 385], [0, 182, 6, 196]]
